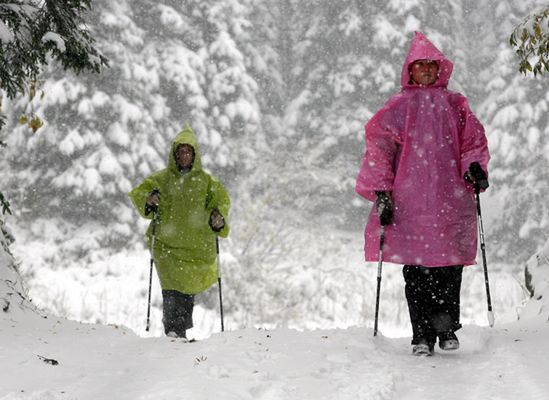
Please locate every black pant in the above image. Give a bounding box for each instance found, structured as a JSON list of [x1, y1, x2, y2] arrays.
[[162, 290, 194, 337], [403, 265, 463, 345]]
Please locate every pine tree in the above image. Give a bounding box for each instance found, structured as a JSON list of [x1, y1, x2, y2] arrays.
[[478, 0, 549, 264], [0, 0, 107, 217], [2, 0, 264, 259], [0, 0, 107, 120]]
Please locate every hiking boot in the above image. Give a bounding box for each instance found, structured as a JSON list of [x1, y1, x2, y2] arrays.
[[166, 331, 188, 342], [439, 331, 459, 351], [412, 339, 434, 356]]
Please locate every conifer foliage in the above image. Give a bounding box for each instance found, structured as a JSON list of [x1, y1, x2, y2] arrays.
[[0, 0, 108, 127], [0, 0, 107, 223]]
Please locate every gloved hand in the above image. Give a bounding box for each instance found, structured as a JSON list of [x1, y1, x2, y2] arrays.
[[464, 162, 489, 191], [209, 209, 225, 232], [375, 191, 393, 226], [145, 190, 160, 215]]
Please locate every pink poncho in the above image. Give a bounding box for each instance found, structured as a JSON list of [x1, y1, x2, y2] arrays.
[[355, 32, 490, 267]]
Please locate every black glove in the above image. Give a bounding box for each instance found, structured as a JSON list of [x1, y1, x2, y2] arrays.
[[144, 189, 160, 215], [375, 191, 393, 226], [209, 209, 225, 232], [145, 203, 158, 215], [464, 162, 489, 192]]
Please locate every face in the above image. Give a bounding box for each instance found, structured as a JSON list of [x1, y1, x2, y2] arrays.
[[175, 144, 195, 169], [410, 60, 439, 86]]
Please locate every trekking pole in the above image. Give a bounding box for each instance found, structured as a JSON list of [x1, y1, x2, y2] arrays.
[[216, 236, 225, 332], [145, 210, 159, 332], [474, 182, 495, 327], [373, 225, 385, 337]]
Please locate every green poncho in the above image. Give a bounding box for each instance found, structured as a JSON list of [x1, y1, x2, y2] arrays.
[[129, 127, 230, 294]]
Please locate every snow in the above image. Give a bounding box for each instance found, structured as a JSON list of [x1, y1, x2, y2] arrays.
[[42, 32, 66, 53], [157, 5, 184, 30], [373, 16, 405, 48], [0, 21, 14, 43], [43, 79, 87, 107], [2, 212, 541, 399], [59, 130, 85, 157], [389, 0, 421, 13], [1, 293, 549, 399], [225, 98, 259, 122], [98, 148, 123, 177], [2, 1, 549, 398], [106, 123, 131, 148], [525, 238, 549, 300], [339, 11, 362, 36], [113, 95, 143, 125]]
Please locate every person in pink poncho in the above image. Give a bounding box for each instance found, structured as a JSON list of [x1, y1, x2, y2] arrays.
[[355, 32, 490, 356]]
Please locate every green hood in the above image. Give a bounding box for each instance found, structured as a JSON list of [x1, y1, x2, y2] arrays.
[[168, 126, 203, 173]]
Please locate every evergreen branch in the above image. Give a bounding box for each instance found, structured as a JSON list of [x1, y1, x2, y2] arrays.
[[0, 192, 11, 215]]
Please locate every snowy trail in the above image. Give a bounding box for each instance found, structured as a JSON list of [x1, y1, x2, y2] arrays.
[[1, 311, 548, 400], [389, 325, 549, 400], [391, 328, 497, 400], [166, 328, 399, 400]]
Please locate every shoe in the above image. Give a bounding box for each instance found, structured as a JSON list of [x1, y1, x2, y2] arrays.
[[166, 331, 189, 342], [439, 331, 459, 351], [412, 339, 434, 356]]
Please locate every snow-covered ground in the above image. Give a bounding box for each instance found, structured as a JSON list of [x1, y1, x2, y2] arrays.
[[2, 216, 547, 399], [2, 232, 548, 400], [1, 301, 549, 400], [8, 220, 528, 340]]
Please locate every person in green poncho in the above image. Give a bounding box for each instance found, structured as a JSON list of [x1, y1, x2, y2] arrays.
[[129, 126, 230, 339]]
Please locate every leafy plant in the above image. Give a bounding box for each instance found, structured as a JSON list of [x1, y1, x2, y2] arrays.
[[510, 6, 549, 75]]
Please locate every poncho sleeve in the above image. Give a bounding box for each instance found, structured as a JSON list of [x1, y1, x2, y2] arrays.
[[355, 95, 405, 202], [128, 170, 165, 219], [205, 174, 231, 238], [457, 96, 490, 187]]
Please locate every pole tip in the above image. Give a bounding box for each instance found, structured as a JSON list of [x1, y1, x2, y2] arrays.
[[487, 311, 495, 327]]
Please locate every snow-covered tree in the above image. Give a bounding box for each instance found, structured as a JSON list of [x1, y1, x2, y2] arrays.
[[2, 0, 264, 261], [521, 237, 549, 320], [479, 0, 549, 264], [505, 3, 549, 312], [0, 0, 107, 126], [0, 215, 29, 314], [0, 0, 107, 219]]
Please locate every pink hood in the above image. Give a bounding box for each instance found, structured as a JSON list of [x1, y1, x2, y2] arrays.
[[401, 31, 453, 89], [355, 32, 489, 267]]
